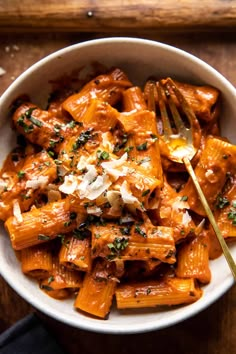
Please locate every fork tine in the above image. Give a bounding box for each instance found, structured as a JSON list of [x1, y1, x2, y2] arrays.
[[159, 79, 187, 135], [165, 78, 199, 131], [146, 80, 157, 113], [156, 82, 173, 137]]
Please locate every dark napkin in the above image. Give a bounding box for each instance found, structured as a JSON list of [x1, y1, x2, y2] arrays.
[[0, 313, 66, 354]]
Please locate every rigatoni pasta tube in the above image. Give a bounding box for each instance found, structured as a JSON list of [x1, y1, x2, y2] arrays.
[[40, 257, 83, 300], [118, 109, 163, 181], [122, 86, 147, 112], [5, 198, 86, 250], [0, 150, 57, 221], [74, 259, 117, 319], [182, 137, 236, 216], [176, 234, 211, 284], [62, 68, 132, 121], [59, 234, 92, 272], [91, 223, 176, 264], [116, 277, 202, 309], [21, 243, 53, 279]]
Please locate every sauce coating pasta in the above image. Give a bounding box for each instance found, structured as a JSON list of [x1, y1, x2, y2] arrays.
[[1, 67, 235, 319]]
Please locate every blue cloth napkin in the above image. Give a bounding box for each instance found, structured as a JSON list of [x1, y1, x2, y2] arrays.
[[0, 313, 66, 354]]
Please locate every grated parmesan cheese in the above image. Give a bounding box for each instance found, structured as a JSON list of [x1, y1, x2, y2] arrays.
[[13, 200, 23, 223], [172, 196, 190, 211], [101, 132, 115, 152], [86, 206, 103, 216], [25, 176, 49, 190], [59, 175, 78, 194], [120, 181, 140, 205], [101, 153, 128, 180], [182, 210, 192, 226]]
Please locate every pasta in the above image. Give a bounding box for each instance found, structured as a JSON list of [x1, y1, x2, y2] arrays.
[[0, 66, 235, 320]]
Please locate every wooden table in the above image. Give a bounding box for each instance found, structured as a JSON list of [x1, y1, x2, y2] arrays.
[[0, 30, 236, 354]]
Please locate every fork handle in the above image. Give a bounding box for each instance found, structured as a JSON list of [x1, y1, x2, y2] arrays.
[[183, 157, 236, 281]]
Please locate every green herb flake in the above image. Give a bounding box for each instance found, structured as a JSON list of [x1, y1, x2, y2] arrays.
[[227, 207, 236, 225], [72, 129, 93, 151], [150, 134, 158, 141], [120, 226, 131, 236], [38, 234, 51, 241], [136, 142, 148, 151], [135, 225, 147, 238], [137, 157, 151, 165], [180, 195, 188, 201], [124, 146, 134, 153], [64, 220, 72, 227], [48, 150, 54, 157], [216, 195, 230, 209], [49, 140, 57, 148], [107, 237, 129, 259], [40, 284, 53, 291], [142, 189, 150, 197], [48, 276, 54, 284], [17, 170, 25, 179], [97, 150, 110, 161]]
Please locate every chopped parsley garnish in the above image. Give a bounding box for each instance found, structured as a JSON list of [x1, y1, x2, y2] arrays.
[[73, 227, 91, 240], [40, 284, 53, 291], [97, 150, 110, 161], [57, 234, 69, 247], [48, 150, 54, 157], [27, 115, 43, 128], [124, 146, 134, 153], [64, 220, 72, 227], [18, 107, 43, 131], [142, 189, 150, 197], [136, 142, 148, 151], [181, 195, 188, 201], [135, 225, 147, 238], [72, 129, 93, 151], [54, 125, 61, 136], [150, 134, 158, 141], [107, 237, 129, 259], [228, 206, 236, 225], [17, 170, 25, 179], [113, 133, 128, 152], [48, 276, 54, 284], [49, 140, 57, 148], [216, 195, 230, 209], [137, 157, 151, 165], [38, 234, 51, 241], [120, 226, 131, 236], [17, 116, 34, 133]]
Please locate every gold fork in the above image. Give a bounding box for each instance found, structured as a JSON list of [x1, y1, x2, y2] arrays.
[[150, 77, 236, 280]]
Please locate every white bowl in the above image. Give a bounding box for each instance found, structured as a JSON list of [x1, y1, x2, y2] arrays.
[[0, 37, 235, 334]]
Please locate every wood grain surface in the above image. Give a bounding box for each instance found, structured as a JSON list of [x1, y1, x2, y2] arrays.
[[0, 31, 236, 354], [0, 1, 236, 32]]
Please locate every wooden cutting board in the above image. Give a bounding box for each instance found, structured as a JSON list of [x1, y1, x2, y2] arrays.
[[0, 0, 236, 32]]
